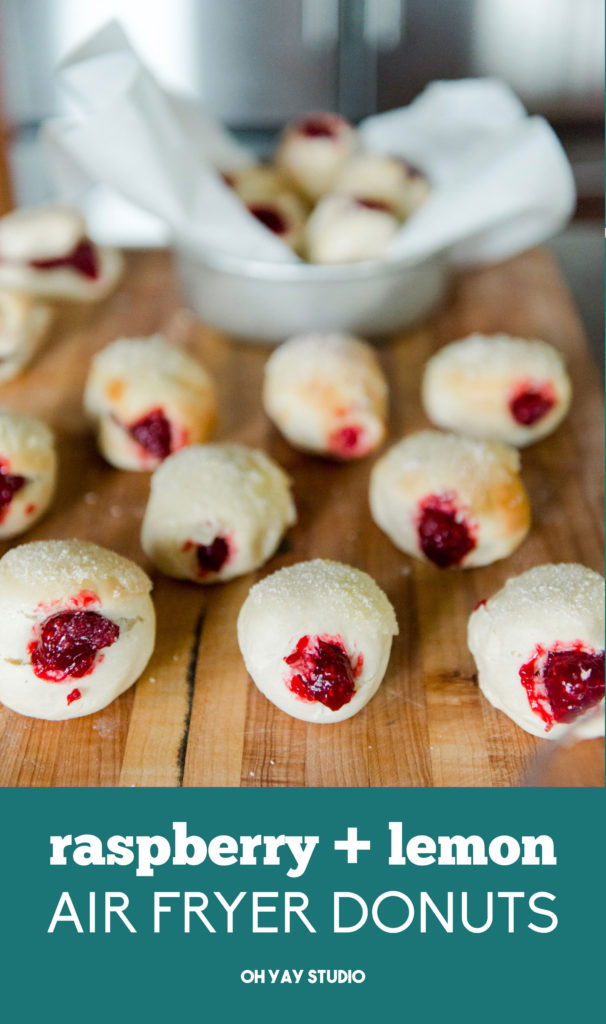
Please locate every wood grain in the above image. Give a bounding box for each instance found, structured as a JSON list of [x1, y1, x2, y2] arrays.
[[0, 247, 603, 787]]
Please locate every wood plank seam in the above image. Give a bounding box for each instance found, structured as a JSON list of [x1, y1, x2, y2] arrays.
[[176, 608, 206, 786]]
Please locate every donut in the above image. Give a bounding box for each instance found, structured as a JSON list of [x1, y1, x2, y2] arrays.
[[369, 430, 530, 568], [141, 443, 296, 583], [0, 205, 123, 301], [275, 111, 358, 201], [334, 153, 430, 218], [244, 191, 308, 254], [0, 540, 155, 720], [222, 164, 294, 202], [468, 563, 604, 739], [263, 332, 388, 459], [83, 335, 216, 471], [0, 410, 56, 539], [304, 193, 400, 263], [237, 559, 398, 723], [422, 333, 572, 447], [0, 290, 52, 383]]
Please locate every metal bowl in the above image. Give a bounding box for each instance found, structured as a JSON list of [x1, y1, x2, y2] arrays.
[[175, 244, 449, 343]]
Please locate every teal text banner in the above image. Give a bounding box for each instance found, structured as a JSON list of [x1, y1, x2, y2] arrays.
[[1, 787, 603, 1022]]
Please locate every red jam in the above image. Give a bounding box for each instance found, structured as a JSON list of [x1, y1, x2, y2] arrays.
[[474, 598, 487, 612], [0, 466, 26, 522], [128, 408, 172, 460], [417, 493, 476, 568], [248, 203, 287, 235], [67, 688, 82, 706], [328, 424, 365, 458], [284, 634, 360, 711], [509, 383, 556, 426], [195, 536, 230, 575], [520, 644, 605, 730], [29, 238, 99, 280], [30, 610, 119, 682], [355, 197, 393, 213], [298, 114, 339, 139]]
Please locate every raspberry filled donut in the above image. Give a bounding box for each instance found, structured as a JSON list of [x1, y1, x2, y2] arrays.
[[0, 540, 155, 720], [0, 290, 52, 383], [422, 334, 572, 447], [334, 153, 430, 218], [276, 112, 358, 201], [305, 193, 400, 263], [244, 191, 308, 254], [237, 559, 398, 723], [468, 563, 604, 739], [263, 332, 388, 459], [0, 410, 56, 539], [84, 335, 216, 470], [141, 444, 296, 583], [0, 205, 123, 301], [223, 163, 294, 202], [369, 431, 530, 568]]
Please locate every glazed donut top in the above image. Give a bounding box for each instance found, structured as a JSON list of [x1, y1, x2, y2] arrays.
[[426, 332, 568, 384], [381, 430, 522, 495], [0, 409, 55, 473], [147, 443, 296, 524], [0, 539, 152, 606], [245, 558, 398, 638], [86, 335, 214, 409], [0, 205, 86, 262], [265, 331, 387, 406], [474, 563, 604, 642]]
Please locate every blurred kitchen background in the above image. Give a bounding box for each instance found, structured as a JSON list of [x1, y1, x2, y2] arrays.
[[0, 0, 603, 361]]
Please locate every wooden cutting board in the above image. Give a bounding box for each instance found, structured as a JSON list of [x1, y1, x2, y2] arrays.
[[0, 247, 603, 788]]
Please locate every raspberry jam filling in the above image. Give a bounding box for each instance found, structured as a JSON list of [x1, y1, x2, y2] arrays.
[[355, 197, 393, 213], [0, 465, 26, 522], [284, 634, 360, 711], [29, 610, 119, 682], [417, 493, 476, 568], [509, 383, 556, 426], [520, 644, 605, 731], [196, 536, 230, 575], [298, 115, 339, 138], [248, 203, 288, 235], [29, 238, 99, 280], [328, 423, 365, 458], [128, 408, 172, 460]]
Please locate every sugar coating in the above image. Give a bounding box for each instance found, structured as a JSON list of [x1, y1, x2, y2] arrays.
[[305, 193, 400, 263], [247, 558, 397, 633], [264, 332, 388, 458], [0, 205, 123, 301], [468, 563, 605, 740], [0, 205, 85, 261], [86, 335, 214, 393], [0, 408, 54, 463], [0, 539, 152, 604], [422, 333, 571, 447], [141, 443, 296, 582], [0, 291, 52, 382], [370, 430, 530, 568], [84, 335, 216, 470], [334, 153, 430, 218], [225, 164, 293, 202], [0, 410, 56, 538], [276, 113, 358, 201], [0, 540, 155, 720], [239, 559, 398, 723]]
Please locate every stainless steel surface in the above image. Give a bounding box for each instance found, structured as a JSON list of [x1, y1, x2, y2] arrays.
[[176, 246, 448, 343]]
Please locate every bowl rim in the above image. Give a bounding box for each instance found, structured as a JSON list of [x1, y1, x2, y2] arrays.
[[175, 240, 447, 282]]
